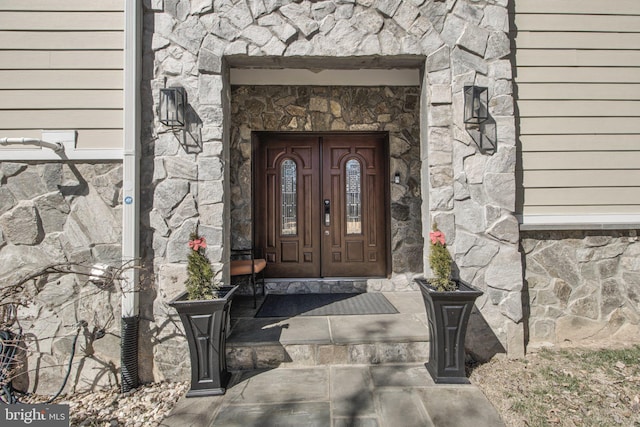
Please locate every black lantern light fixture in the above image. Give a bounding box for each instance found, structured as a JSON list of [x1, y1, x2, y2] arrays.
[[463, 85, 488, 125], [463, 85, 496, 154], [159, 87, 186, 127]]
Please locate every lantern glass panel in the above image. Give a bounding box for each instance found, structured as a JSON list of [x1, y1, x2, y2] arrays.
[[463, 86, 488, 124], [160, 87, 185, 127]]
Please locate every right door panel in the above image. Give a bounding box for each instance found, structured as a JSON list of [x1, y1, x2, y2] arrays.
[[321, 134, 387, 277]]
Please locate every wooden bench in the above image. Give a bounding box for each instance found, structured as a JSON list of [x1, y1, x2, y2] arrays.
[[230, 248, 266, 308]]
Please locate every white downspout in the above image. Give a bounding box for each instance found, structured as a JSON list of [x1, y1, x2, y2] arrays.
[[121, 0, 141, 392]]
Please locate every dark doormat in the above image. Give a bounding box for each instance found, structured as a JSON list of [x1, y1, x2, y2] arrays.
[[255, 293, 398, 318]]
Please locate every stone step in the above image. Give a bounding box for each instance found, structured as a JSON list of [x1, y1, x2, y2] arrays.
[[264, 278, 369, 294], [226, 341, 430, 370], [227, 291, 430, 370]]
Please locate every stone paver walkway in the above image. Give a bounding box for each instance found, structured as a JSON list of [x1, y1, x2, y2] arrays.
[[161, 291, 505, 426], [160, 363, 504, 427]]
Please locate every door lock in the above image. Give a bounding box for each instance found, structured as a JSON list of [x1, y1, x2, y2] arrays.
[[324, 199, 330, 227]]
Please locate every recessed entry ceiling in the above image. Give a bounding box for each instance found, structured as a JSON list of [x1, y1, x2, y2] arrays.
[[229, 68, 421, 86]]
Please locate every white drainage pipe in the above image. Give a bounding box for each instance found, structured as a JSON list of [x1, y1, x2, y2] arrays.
[[0, 137, 64, 153]]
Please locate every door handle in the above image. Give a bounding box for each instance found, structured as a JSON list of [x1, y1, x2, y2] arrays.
[[324, 199, 330, 226]]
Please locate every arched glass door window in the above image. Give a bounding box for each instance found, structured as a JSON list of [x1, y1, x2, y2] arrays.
[[281, 159, 297, 235], [345, 159, 362, 234]]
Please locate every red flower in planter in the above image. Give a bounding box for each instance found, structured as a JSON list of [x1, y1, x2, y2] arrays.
[[429, 230, 445, 246], [188, 237, 207, 251]]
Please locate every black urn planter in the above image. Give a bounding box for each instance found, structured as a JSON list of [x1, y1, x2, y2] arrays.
[[415, 278, 482, 384], [169, 285, 238, 397]]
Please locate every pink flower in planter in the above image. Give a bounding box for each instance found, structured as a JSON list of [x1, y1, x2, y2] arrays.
[[188, 237, 207, 251], [429, 230, 445, 246]]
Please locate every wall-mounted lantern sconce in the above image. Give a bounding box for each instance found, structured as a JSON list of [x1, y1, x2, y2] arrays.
[[463, 86, 488, 125], [394, 172, 401, 184], [159, 87, 186, 127], [463, 85, 496, 155]]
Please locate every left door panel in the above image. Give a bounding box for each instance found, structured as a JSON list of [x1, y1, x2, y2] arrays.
[[254, 134, 321, 277]]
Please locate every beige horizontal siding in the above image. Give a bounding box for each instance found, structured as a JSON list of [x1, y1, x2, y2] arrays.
[[0, 11, 123, 30], [0, 1, 123, 11], [519, 101, 640, 117], [0, 51, 123, 69], [514, 14, 640, 33], [515, 3, 640, 218], [0, 70, 123, 89], [517, 50, 640, 67], [517, 84, 640, 101], [523, 170, 640, 188], [515, 0, 640, 15], [520, 118, 640, 135], [516, 68, 640, 84], [0, 31, 123, 50], [521, 135, 640, 152], [0, 4, 124, 150], [0, 90, 123, 109], [0, 129, 123, 149], [0, 110, 122, 129], [512, 32, 640, 50], [525, 188, 640, 207], [522, 206, 640, 216], [522, 152, 640, 171]]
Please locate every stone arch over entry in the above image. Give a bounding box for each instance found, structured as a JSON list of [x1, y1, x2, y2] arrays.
[[145, 0, 524, 380]]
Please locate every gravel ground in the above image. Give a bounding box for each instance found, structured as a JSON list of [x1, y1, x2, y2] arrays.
[[22, 381, 189, 427]]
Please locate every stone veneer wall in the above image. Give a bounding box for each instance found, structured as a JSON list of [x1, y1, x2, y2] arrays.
[[230, 85, 424, 286], [0, 162, 123, 394], [143, 0, 524, 381], [522, 230, 640, 347]]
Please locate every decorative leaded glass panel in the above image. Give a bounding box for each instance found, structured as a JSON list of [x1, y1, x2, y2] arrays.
[[281, 159, 297, 235], [345, 159, 361, 234]]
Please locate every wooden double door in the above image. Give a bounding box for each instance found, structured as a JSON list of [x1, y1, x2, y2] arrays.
[[254, 132, 389, 278]]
